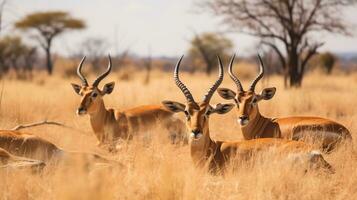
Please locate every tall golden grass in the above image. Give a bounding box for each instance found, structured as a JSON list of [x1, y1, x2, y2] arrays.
[[0, 68, 356, 199]]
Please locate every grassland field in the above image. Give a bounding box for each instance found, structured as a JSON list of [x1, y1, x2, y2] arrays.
[[0, 68, 357, 200]]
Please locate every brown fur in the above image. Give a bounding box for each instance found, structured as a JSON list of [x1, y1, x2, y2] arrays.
[[72, 85, 186, 150], [218, 88, 352, 151], [163, 100, 333, 173], [0, 147, 45, 170], [163, 97, 334, 175], [0, 130, 118, 166]]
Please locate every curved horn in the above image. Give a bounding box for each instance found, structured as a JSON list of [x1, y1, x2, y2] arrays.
[[77, 56, 89, 86], [174, 55, 195, 103], [249, 54, 265, 92], [92, 54, 112, 87], [228, 54, 244, 92], [202, 55, 224, 103]]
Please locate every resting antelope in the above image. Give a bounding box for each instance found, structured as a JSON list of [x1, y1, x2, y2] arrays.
[[71, 56, 186, 151], [162, 56, 332, 173], [0, 147, 45, 171], [217, 55, 352, 151], [0, 130, 117, 167]]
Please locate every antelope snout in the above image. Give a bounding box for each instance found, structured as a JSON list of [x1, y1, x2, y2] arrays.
[[76, 107, 87, 115], [190, 129, 203, 140], [238, 115, 249, 126]]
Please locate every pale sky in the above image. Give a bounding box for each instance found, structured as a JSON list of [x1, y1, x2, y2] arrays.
[[3, 0, 357, 57]]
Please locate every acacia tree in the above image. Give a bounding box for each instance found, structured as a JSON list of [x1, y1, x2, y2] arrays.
[[201, 0, 355, 87], [189, 32, 233, 74], [15, 11, 85, 75]]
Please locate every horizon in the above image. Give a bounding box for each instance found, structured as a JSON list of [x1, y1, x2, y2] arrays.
[[2, 0, 357, 57]]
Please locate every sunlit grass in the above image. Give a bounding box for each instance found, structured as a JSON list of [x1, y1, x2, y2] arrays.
[[0, 69, 356, 199]]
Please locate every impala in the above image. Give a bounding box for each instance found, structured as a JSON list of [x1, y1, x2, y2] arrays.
[[0, 130, 117, 166], [0, 147, 45, 171], [71, 55, 186, 151], [162, 56, 332, 173], [217, 54, 352, 151]]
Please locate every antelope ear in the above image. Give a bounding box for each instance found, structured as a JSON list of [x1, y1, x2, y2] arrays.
[[217, 88, 236, 100], [258, 87, 276, 100], [207, 103, 234, 115], [71, 83, 82, 95], [102, 82, 115, 95], [162, 101, 186, 113]]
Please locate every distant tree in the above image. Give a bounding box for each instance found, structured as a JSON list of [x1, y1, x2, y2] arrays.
[[70, 40, 130, 78], [15, 11, 85, 75], [143, 46, 152, 84], [0, 36, 37, 78], [200, 0, 356, 87], [80, 37, 109, 72], [319, 52, 336, 75], [113, 47, 130, 69], [189, 32, 233, 75]]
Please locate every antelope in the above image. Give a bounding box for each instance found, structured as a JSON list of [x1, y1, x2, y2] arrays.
[[71, 55, 186, 151], [0, 130, 118, 167], [217, 55, 352, 151], [0, 147, 45, 171], [162, 56, 333, 173]]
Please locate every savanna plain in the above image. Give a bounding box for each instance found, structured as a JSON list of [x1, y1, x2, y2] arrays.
[[0, 67, 357, 200]]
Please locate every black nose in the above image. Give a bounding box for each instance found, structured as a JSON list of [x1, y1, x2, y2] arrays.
[[239, 115, 249, 121], [192, 129, 200, 135]]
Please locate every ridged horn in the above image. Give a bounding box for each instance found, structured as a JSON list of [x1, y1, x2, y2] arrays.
[[228, 54, 244, 91], [174, 55, 195, 103], [92, 54, 112, 87], [249, 54, 265, 92], [77, 56, 88, 86], [202, 55, 224, 103]]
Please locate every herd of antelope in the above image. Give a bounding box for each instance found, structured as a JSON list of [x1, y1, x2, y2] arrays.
[[0, 53, 352, 175]]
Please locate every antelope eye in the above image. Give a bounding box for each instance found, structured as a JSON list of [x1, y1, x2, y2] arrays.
[[91, 93, 98, 98], [184, 111, 191, 119]]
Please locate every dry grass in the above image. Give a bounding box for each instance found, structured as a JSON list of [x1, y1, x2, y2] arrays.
[[0, 69, 357, 200]]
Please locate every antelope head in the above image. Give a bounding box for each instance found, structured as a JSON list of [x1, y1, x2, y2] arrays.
[[162, 56, 234, 142], [217, 54, 276, 126], [71, 55, 115, 115]]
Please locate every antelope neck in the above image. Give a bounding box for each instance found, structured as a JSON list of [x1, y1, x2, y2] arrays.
[[190, 120, 218, 166], [89, 100, 110, 141]]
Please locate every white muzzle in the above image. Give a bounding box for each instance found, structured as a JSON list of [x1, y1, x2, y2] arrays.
[[190, 132, 203, 140], [237, 118, 249, 126]]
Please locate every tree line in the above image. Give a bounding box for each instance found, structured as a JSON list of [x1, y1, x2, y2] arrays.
[[0, 0, 355, 88]]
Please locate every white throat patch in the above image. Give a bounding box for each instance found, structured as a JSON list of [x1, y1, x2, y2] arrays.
[[237, 118, 249, 126], [190, 132, 203, 140]]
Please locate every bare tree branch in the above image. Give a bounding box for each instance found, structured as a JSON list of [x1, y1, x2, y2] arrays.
[[11, 120, 69, 131], [200, 0, 356, 87], [261, 40, 286, 69], [301, 41, 324, 74]]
